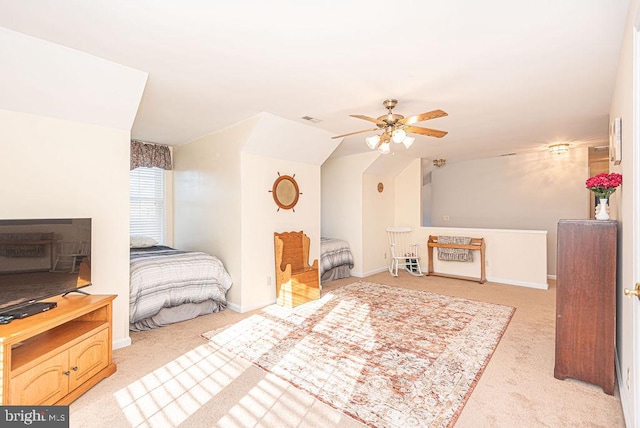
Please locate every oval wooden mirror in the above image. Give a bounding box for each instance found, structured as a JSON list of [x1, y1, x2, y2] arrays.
[[272, 175, 300, 210]]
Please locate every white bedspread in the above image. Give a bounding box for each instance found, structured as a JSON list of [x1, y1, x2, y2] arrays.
[[320, 237, 354, 276], [129, 246, 232, 326]]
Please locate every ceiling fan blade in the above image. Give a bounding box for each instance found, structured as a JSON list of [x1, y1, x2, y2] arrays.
[[405, 126, 448, 138], [350, 114, 386, 125], [331, 127, 379, 139], [399, 109, 448, 126]]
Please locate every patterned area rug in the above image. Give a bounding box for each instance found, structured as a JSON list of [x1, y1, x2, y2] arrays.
[[203, 281, 514, 427]]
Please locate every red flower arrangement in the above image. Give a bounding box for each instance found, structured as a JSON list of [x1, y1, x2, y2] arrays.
[[585, 173, 622, 199]]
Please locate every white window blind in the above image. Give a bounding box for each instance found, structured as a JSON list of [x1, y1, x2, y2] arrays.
[[130, 167, 164, 243]]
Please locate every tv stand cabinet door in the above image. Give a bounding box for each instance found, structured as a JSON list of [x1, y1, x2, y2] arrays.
[[9, 352, 68, 405], [68, 328, 109, 391]]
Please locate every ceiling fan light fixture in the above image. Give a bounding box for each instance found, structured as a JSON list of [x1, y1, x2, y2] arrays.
[[392, 128, 407, 143], [366, 135, 380, 150], [334, 99, 448, 154], [402, 136, 415, 149], [378, 141, 391, 154]]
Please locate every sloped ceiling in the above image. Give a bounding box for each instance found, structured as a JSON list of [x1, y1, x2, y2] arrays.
[[243, 113, 339, 166], [0, 27, 147, 131], [0, 1, 630, 162]]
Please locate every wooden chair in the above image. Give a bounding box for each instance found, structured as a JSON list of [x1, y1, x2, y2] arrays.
[[274, 231, 320, 308]]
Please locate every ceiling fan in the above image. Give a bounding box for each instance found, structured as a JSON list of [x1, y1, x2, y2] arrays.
[[332, 99, 448, 153]]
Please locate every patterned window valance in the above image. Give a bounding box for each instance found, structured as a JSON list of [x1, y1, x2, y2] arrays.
[[130, 140, 173, 170]]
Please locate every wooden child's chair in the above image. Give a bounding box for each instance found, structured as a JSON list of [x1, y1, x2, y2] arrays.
[[274, 231, 320, 308]]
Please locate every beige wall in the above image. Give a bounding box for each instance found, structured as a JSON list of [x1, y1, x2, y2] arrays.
[[395, 159, 424, 227], [323, 154, 547, 286], [0, 108, 131, 347], [173, 120, 252, 307], [362, 173, 395, 275], [321, 152, 379, 275], [417, 226, 547, 288], [426, 148, 589, 275], [174, 116, 328, 312], [609, 1, 639, 425], [394, 159, 548, 288], [241, 152, 321, 311]]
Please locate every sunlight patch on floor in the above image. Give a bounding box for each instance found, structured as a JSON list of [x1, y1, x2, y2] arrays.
[[113, 291, 380, 427], [215, 374, 289, 427], [114, 344, 249, 427], [261, 290, 335, 324], [210, 296, 379, 427]]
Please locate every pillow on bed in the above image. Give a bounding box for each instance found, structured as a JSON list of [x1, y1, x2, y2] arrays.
[[130, 236, 158, 248]]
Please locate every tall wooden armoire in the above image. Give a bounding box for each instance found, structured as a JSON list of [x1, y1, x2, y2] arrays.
[[554, 219, 617, 395]]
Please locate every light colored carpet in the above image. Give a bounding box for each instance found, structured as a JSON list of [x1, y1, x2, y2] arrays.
[[203, 281, 514, 427], [69, 272, 625, 427]]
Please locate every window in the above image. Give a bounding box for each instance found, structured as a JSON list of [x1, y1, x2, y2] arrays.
[[130, 167, 164, 243]]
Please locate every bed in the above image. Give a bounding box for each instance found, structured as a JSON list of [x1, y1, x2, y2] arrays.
[[320, 237, 354, 281], [129, 245, 232, 331]]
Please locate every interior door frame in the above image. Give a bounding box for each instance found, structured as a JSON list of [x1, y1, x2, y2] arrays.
[[631, 8, 640, 428]]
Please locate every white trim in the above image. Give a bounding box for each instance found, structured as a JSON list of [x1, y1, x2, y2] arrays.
[[547, 274, 557, 280], [113, 337, 132, 350], [617, 347, 633, 428], [351, 267, 389, 278], [227, 298, 276, 314], [626, 7, 640, 428], [422, 226, 547, 235], [485, 276, 549, 290], [226, 302, 241, 312], [355, 267, 548, 289]]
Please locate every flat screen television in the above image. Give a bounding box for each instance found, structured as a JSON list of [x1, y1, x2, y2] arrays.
[[0, 218, 92, 314]]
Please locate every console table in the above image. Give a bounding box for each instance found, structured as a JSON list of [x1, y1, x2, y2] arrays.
[[426, 235, 486, 283], [0, 294, 117, 405]]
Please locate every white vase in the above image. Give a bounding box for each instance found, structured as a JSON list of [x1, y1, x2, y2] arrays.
[[595, 198, 609, 220]]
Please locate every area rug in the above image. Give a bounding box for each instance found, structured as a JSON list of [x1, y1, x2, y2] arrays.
[[202, 281, 515, 427]]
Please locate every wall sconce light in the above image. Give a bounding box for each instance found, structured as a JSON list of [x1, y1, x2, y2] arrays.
[[549, 143, 570, 154], [433, 158, 446, 167]]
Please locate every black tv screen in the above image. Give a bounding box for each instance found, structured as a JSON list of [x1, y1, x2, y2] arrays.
[[0, 218, 91, 314]]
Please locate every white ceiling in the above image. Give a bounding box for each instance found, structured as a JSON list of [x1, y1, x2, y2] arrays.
[[0, 1, 630, 162], [0, 27, 148, 131]]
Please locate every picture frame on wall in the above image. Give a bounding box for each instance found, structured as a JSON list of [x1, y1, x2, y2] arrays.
[[609, 117, 622, 165]]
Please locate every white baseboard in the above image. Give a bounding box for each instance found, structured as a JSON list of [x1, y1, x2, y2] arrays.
[[615, 347, 633, 428], [547, 274, 557, 280], [486, 276, 549, 290], [226, 302, 241, 312], [351, 267, 389, 278], [227, 299, 276, 314], [113, 337, 132, 350], [353, 267, 549, 290]]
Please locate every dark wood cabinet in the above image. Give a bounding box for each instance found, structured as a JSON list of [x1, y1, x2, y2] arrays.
[[554, 219, 617, 395]]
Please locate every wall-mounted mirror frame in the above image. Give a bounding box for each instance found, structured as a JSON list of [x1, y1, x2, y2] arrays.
[[271, 174, 300, 211]]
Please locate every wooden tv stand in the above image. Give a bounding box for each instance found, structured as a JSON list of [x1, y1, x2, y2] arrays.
[[0, 294, 117, 405]]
